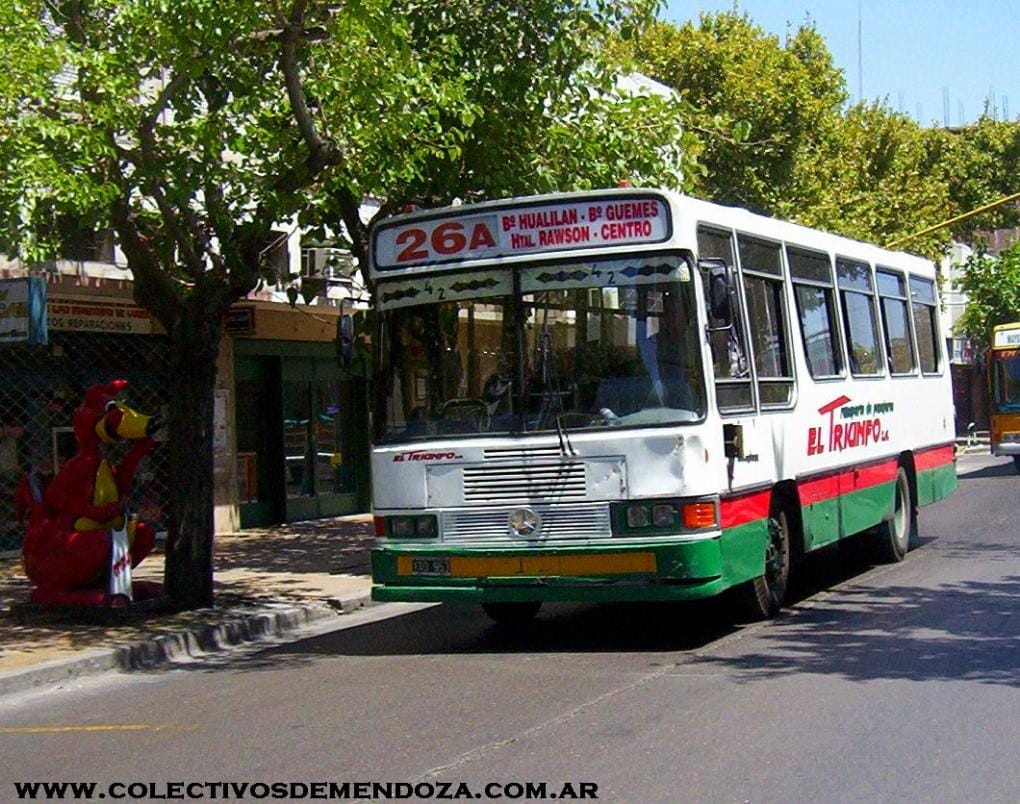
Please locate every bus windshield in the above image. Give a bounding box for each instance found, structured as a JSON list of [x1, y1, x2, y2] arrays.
[[374, 260, 706, 442], [992, 352, 1020, 413]]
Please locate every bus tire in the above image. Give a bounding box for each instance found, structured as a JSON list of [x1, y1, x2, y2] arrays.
[[1013, 456, 1020, 475], [482, 601, 542, 625], [873, 466, 912, 563], [738, 507, 792, 621]]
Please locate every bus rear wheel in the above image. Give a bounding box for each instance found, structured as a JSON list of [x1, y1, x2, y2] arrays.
[[873, 466, 913, 563], [482, 601, 542, 625], [738, 508, 792, 621]]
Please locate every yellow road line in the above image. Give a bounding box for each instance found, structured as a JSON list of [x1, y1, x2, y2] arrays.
[[0, 723, 195, 734]]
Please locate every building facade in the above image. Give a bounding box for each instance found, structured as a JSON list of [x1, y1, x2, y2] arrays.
[[0, 258, 369, 556]]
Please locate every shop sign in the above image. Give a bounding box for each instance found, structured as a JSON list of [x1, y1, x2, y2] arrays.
[[47, 297, 157, 334], [225, 305, 257, 335], [0, 277, 47, 344]]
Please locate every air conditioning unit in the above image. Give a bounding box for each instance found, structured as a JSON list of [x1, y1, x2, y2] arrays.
[[302, 247, 353, 278], [301, 247, 357, 300]]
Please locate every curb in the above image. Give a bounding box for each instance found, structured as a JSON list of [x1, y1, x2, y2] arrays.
[[0, 590, 374, 698]]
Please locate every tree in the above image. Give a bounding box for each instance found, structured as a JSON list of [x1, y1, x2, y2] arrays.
[[954, 241, 1020, 348], [940, 116, 1020, 239], [785, 103, 953, 258], [616, 12, 846, 214], [0, 0, 690, 608], [614, 11, 961, 256]]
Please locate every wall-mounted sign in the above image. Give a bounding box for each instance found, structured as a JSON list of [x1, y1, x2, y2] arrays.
[[47, 297, 157, 334], [370, 193, 672, 274], [0, 277, 47, 344], [225, 306, 257, 336]]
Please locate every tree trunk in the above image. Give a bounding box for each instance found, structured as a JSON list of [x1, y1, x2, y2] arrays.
[[163, 297, 224, 609]]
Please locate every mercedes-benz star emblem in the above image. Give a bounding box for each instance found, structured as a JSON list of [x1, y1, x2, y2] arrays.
[[508, 508, 541, 538]]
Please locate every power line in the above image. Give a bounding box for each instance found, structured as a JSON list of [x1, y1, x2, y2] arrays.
[[886, 191, 1020, 250]]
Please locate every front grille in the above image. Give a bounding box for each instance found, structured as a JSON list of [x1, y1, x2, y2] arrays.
[[442, 502, 612, 543], [462, 461, 587, 503], [483, 445, 562, 461]]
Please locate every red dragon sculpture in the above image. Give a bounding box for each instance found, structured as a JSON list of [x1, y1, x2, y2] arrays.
[[15, 380, 163, 606]]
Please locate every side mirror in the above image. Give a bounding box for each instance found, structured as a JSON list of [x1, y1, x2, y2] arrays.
[[337, 314, 354, 368], [700, 258, 734, 328]]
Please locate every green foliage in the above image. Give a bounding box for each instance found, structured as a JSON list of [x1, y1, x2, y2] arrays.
[[954, 241, 1020, 346], [620, 12, 846, 213], [1, 0, 688, 280], [614, 10, 996, 258], [785, 103, 952, 258], [941, 116, 1020, 238]]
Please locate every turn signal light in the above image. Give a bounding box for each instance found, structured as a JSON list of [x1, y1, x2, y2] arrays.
[[682, 502, 717, 529]]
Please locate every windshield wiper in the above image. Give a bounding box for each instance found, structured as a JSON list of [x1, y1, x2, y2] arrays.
[[555, 413, 577, 457]]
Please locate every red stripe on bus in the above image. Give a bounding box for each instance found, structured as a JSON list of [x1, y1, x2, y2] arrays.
[[853, 459, 899, 489], [915, 444, 955, 471], [720, 489, 771, 529], [721, 449, 948, 530], [798, 473, 841, 504], [800, 459, 898, 505]]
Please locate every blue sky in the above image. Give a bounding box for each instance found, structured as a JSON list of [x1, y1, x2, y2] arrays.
[[664, 1, 1018, 126]]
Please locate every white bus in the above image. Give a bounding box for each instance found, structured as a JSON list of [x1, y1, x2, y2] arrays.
[[363, 188, 956, 622]]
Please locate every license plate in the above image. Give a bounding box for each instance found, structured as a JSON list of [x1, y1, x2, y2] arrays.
[[411, 557, 451, 577]]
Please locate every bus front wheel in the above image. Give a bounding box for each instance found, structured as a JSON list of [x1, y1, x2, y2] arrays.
[[482, 601, 542, 625], [738, 508, 792, 621], [873, 467, 913, 563]]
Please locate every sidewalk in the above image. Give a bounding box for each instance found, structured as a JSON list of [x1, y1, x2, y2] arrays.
[[955, 432, 991, 455], [0, 514, 376, 696]]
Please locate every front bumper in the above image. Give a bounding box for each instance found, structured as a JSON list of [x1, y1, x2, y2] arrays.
[[371, 532, 764, 604]]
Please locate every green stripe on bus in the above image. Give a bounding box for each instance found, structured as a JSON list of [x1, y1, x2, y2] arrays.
[[917, 462, 957, 506]]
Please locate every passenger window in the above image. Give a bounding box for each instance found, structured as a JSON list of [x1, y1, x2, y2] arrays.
[[738, 235, 794, 406], [910, 276, 941, 373], [836, 257, 883, 375], [876, 269, 917, 374], [698, 226, 753, 412], [788, 246, 843, 379]]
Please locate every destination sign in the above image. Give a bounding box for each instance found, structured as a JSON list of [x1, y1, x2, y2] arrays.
[[371, 195, 671, 272], [994, 328, 1020, 348]]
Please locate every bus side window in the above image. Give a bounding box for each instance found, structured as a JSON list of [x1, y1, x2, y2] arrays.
[[909, 276, 941, 374], [737, 234, 794, 407], [876, 269, 917, 374], [788, 245, 844, 379], [836, 257, 883, 376], [697, 225, 753, 412]]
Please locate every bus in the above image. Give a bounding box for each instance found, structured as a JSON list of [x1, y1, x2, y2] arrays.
[[989, 322, 1020, 472], [363, 188, 957, 623]]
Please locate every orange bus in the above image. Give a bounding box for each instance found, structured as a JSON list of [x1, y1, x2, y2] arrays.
[[990, 322, 1020, 472]]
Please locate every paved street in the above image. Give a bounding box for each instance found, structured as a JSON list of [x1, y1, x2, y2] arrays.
[[1, 453, 1018, 803]]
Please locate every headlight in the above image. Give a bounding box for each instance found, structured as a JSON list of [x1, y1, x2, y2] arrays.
[[652, 504, 677, 528], [626, 505, 651, 528], [415, 515, 438, 537], [384, 514, 438, 539], [390, 516, 416, 537]]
